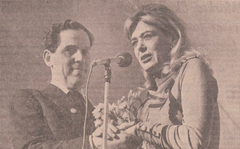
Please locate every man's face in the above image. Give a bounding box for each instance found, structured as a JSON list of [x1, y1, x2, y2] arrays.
[[50, 29, 90, 90], [130, 20, 172, 74]]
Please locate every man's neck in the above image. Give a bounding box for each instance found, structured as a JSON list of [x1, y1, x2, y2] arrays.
[[51, 79, 70, 94], [50, 72, 82, 93]]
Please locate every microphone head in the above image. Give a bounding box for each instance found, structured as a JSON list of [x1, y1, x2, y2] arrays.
[[116, 52, 132, 67]]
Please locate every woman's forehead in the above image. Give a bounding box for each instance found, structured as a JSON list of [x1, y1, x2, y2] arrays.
[[141, 15, 154, 22], [131, 21, 158, 39]]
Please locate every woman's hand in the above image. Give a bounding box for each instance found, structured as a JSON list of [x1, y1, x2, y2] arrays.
[[92, 121, 142, 149], [117, 121, 138, 136], [92, 130, 140, 149], [92, 122, 119, 140], [92, 121, 137, 139]]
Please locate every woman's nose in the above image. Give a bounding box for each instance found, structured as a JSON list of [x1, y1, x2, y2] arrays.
[[137, 42, 147, 53], [73, 50, 83, 62]]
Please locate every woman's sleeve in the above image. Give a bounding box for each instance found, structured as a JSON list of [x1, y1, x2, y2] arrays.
[[136, 59, 218, 149]]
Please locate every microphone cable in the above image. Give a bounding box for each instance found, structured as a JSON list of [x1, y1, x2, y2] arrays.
[[82, 62, 95, 149]]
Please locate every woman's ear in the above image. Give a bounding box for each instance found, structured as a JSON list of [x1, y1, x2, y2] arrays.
[[43, 49, 52, 67]]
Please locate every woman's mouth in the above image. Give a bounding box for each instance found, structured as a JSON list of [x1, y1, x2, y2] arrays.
[[141, 54, 152, 63]]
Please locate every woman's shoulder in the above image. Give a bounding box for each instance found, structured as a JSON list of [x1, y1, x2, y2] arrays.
[[179, 57, 217, 90], [181, 57, 212, 76]]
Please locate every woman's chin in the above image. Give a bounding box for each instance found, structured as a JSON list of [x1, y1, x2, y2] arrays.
[[144, 64, 166, 76], [144, 66, 155, 74]]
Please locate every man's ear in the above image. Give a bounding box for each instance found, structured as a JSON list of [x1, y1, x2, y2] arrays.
[[43, 49, 52, 67]]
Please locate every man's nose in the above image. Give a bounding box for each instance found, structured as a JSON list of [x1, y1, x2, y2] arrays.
[[73, 50, 83, 62]]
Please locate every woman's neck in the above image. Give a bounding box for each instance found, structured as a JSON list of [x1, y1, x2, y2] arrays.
[[151, 64, 170, 79]]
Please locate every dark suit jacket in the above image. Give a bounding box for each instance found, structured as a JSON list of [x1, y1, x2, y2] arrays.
[[5, 84, 95, 149]]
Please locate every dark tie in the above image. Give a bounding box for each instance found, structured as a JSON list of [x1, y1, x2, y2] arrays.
[[68, 91, 86, 109], [68, 91, 94, 135]]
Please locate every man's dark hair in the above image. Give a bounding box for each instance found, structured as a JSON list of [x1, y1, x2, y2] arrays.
[[44, 19, 94, 53]]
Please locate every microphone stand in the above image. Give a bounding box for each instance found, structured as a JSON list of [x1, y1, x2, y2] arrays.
[[103, 60, 111, 149]]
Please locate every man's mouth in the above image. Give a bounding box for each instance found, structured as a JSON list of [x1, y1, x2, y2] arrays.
[[72, 64, 86, 72], [141, 54, 152, 63]]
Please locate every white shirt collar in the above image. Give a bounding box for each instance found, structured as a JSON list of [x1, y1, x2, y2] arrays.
[[51, 80, 70, 94]]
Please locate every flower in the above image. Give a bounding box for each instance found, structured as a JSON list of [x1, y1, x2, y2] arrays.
[[93, 95, 139, 128], [94, 118, 103, 127], [92, 88, 149, 128]]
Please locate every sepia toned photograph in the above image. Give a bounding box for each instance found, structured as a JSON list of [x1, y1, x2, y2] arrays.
[[0, 0, 239, 148]]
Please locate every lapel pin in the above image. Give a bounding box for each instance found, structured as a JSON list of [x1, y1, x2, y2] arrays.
[[70, 108, 77, 113]]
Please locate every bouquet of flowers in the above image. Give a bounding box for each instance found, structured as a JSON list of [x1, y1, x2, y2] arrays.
[[92, 88, 149, 128]]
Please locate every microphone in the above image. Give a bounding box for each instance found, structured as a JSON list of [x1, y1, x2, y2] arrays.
[[93, 52, 132, 67]]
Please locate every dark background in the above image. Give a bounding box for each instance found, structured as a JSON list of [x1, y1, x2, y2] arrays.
[[0, 0, 239, 148]]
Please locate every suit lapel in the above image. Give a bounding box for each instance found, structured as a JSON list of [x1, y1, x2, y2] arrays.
[[42, 84, 68, 107], [42, 85, 86, 125]]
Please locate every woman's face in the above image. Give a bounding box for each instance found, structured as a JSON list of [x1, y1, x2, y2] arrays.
[[130, 20, 172, 74]]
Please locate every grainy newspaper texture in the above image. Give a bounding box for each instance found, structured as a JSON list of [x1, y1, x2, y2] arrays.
[[0, 0, 239, 149]]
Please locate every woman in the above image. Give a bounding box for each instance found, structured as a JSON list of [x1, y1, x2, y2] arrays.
[[121, 4, 220, 149]]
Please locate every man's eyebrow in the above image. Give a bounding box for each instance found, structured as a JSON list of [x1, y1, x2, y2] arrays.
[[82, 45, 90, 50], [62, 45, 78, 52], [62, 45, 90, 53]]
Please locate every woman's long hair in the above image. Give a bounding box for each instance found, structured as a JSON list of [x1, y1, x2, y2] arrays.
[[124, 4, 205, 90]]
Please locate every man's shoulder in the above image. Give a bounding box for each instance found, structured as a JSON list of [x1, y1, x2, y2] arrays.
[[11, 84, 59, 101], [9, 88, 47, 111], [12, 88, 44, 100]]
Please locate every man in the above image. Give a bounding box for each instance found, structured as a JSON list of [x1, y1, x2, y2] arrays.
[[7, 19, 96, 148], [4, 19, 139, 149]]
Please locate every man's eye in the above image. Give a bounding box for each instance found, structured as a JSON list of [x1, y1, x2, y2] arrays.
[[63, 51, 71, 57], [81, 49, 89, 56], [67, 48, 77, 55], [63, 49, 75, 57]]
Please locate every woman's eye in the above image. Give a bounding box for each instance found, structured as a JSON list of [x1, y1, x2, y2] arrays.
[[143, 34, 153, 40], [131, 40, 137, 47]]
